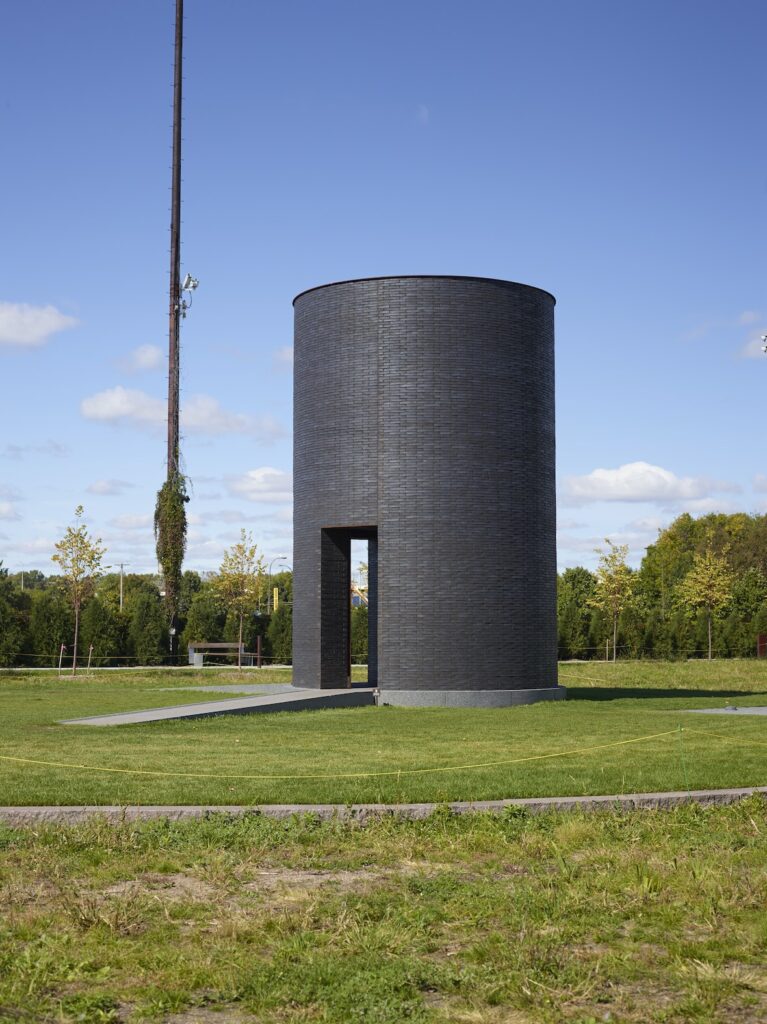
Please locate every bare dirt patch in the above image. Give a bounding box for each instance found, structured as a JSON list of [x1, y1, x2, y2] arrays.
[[0, 878, 60, 909], [163, 1010, 259, 1024], [243, 859, 453, 900], [101, 872, 217, 902], [245, 867, 382, 900], [424, 1002, 535, 1023]]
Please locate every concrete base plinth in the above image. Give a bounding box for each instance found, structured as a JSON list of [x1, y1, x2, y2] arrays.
[[378, 686, 566, 708]]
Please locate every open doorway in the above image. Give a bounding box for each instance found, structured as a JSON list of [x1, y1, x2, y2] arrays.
[[320, 527, 377, 688], [351, 538, 371, 681]]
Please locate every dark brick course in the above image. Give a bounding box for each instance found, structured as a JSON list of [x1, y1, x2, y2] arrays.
[[293, 276, 562, 705]]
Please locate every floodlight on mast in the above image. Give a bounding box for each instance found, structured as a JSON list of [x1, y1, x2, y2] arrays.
[[178, 273, 199, 318]]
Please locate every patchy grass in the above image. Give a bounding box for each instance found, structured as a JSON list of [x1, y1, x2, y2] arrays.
[[0, 662, 765, 805], [1, 800, 767, 1022]]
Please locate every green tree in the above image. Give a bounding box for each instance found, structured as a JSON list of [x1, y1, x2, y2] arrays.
[[28, 587, 73, 667], [154, 473, 188, 636], [676, 548, 735, 660], [211, 530, 265, 670], [51, 506, 106, 673], [79, 596, 121, 667], [180, 587, 225, 653], [351, 604, 368, 664], [266, 603, 292, 664], [128, 591, 168, 665], [179, 570, 203, 618], [557, 567, 596, 659], [731, 567, 767, 622], [8, 569, 46, 591], [0, 563, 25, 666], [588, 540, 635, 662]]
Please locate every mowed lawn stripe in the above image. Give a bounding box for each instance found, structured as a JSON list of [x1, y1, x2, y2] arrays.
[[1, 662, 766, 804]]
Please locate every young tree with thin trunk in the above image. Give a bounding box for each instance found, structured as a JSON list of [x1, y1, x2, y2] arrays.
[[676, 548, 734, 660], [212, 530, 265, 670], [51, 506, 106, 674], [588, 540, 635, 662]]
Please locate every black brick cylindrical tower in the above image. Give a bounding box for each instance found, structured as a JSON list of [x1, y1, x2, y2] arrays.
[[293, 276, 564, 706]]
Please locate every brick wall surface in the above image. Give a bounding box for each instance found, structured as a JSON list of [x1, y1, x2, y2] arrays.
[[293, 276, 558, 696]]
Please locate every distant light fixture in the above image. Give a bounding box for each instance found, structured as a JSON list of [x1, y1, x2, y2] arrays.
[[761, 333, 767, 355], [182, 273, 199, 292]]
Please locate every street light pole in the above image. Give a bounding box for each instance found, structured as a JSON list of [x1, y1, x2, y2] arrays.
[[118, 562, 130, 613], [267, 556, 288, 613]]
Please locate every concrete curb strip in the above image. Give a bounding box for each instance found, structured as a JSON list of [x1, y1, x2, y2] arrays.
[[1, 786, 765, 826]]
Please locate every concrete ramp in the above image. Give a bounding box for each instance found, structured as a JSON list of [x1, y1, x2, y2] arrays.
[[60, 687, 376, 727]]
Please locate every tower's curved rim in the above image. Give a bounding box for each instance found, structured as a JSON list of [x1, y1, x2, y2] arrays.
[[292, 275, 556, 306]]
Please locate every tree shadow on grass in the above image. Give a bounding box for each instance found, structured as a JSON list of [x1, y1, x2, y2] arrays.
[[565, 686, 767, 702]]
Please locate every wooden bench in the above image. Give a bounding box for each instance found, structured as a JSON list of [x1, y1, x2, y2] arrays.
[[187, 642, 246, 666]]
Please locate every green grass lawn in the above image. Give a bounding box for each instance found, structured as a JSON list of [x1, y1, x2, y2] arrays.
[[1, 661, 766, 805], [1, 801, 767, 1023]]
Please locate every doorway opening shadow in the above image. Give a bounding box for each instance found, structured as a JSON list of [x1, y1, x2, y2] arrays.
[[320, 526, 377, 689]]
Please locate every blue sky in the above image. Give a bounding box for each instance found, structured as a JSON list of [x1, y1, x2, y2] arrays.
[[1, 0, 765, 576]]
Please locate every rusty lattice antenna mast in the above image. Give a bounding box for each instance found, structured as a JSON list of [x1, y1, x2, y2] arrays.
[[167, 0, 183, 478], [156, 0, 196, 645]]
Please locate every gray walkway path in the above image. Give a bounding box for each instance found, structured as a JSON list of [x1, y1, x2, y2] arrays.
[[688, 705, 767, 716], [60, 687, 376, 726], [153, 684, 295, 695], [2, 786, 765, 826]]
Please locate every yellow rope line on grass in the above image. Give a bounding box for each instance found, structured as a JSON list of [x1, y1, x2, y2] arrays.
[[0, 729, 681, 782], [683, 725, 767, 750]]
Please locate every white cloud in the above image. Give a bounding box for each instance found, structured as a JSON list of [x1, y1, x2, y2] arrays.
[[228, 467, 293, 504], [683, 310, 764, 353], [80, 386, 285, 440], [1, 440, 67, 460], [181, 395, 284, 439], [0, 501, 20, 521], [0, 302, 79, 347], [739, 310, 762, 326], [557, 524, 661, 570], [197, 508, 272, 525], [0, 301, 78, 350], [108, 513, 152, 530], [87, 479, 134, 496], [4, 536, 52, 554], [0, 484, 21, 500], [562, 461, 739, 506], [120, 344, 163, 373], [678, 497, 740, 515], [625, 515, 665, 533], [81, 386, 165, 427], [740, 333, 766, 359], [185, 537, 227, 560], [556, 518, 587, 531], [273, 345, 294, 370], [557, 515, 665, 571], [754, 474, 767, 494]]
